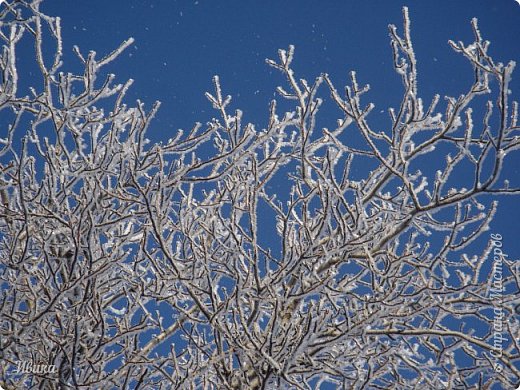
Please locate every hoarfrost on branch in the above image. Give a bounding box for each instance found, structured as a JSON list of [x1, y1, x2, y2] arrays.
[[0, 2, 519, 389]]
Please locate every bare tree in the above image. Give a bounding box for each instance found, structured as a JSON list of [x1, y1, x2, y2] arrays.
[[1, 1, 519, 389]]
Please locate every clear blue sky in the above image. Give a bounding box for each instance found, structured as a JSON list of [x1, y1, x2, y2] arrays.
[[35, 0, 519, 283], [40, 1, 520, 134], [39, 0, 520, 255]]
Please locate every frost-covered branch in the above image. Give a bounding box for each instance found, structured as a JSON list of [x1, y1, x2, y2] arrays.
[[0, 2, 519, 389]]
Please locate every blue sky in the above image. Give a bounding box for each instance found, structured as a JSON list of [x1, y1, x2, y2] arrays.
[[39, 0, 520, 256], [40, 1, 520, 133]]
